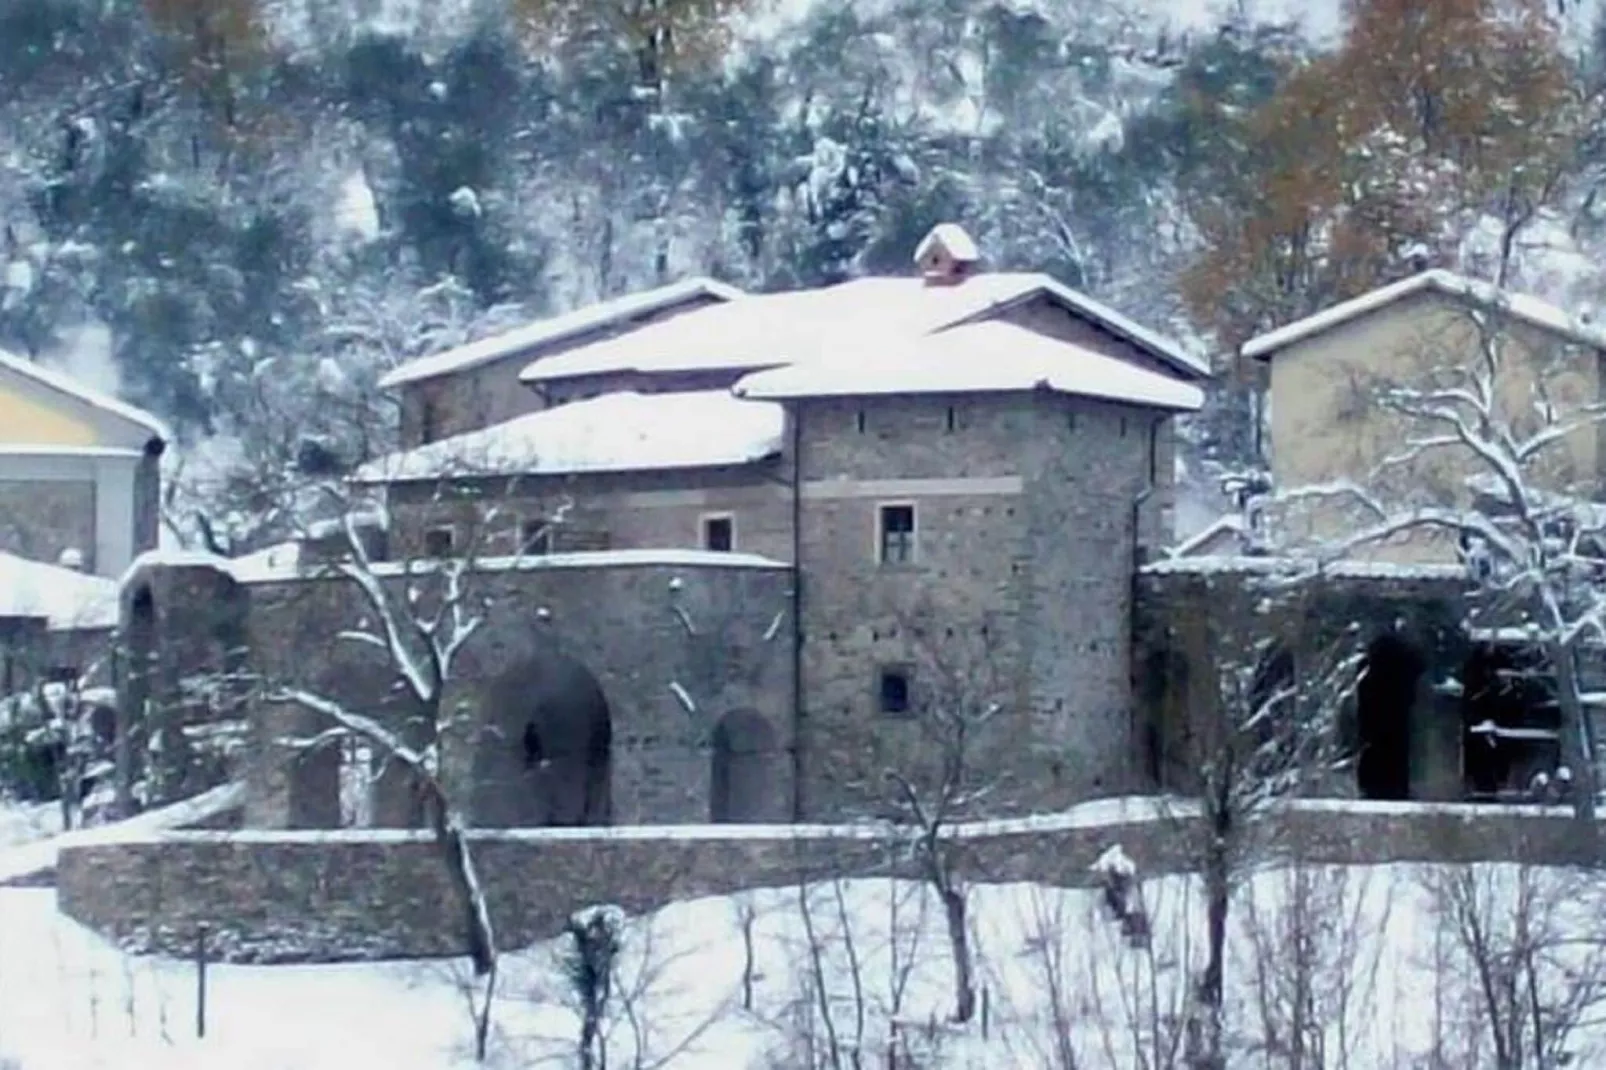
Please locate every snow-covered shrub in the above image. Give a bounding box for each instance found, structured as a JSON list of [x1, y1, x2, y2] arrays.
[[564, 904, 626, 1070]]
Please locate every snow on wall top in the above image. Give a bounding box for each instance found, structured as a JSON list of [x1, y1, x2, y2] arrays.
[[0, 552, 119, 630], [518, 272, 1210, 387], [353, 389, 785, 483], [376, 277, 746, 390], [0, 348, 170, 444], [1242, 269, 1606, 360], [732, 320, 1204, 411]]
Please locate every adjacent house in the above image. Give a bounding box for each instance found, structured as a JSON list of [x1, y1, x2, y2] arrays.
[[0, 349, 168, 578], [1243, 269, 1606, 563]]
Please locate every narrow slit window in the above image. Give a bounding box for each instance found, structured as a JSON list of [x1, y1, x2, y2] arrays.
[[879, 667, 912, 716], [521, 518, 552, 555]]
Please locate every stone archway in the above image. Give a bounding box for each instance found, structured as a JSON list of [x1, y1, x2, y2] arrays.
[[1355, 635, 1424, 801], [473, 649, 612, 828], [709, 710, 779, 824]]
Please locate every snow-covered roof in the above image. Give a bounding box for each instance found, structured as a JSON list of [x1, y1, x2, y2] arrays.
[[376, 277, 746, 390], [354, 390, 785, 483], [0, 552, 119, 630], [1167, 514, 1253, 558], [732, 320, 1203, 411], [1242, 270, 1606, 360], [0, 349, 169, 444], [518, 272, 1209, 387], [915, 222, 979, 264], [1142, 553, 1467, 582]]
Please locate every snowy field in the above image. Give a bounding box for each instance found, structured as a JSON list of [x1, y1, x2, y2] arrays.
[[0, 852, 1602, 1069]]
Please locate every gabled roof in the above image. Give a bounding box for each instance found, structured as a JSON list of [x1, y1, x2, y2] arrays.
[[518, 272, 1210, 387], [377, 277, 746, 390], [733, 320, 1203, 412], [1242, 270, 1606, 360], [0, 349, 170, 444], [352, 390, 785, 483]]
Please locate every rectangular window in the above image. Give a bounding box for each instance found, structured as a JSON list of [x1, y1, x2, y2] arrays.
[[521, 518, 552, 555], [702, 514, 735, 553], [856, 409, 867, 434], [945, 405, 957, 432], [878, 503, 916, 565], [423, 526, 456, 558], [878, 667, 912, 716]]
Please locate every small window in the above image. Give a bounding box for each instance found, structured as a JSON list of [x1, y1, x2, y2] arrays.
[[945, 406, 957, 432], [856, 409, 867, 433], [521, 518, 552, 555], [878, 667, 912, 716], [419, 398, 440, 444], [1120, 415, 1129, 437], [423, 526, 456, 558], [878, 503, 916, 565], [703, 514, 735, 553]]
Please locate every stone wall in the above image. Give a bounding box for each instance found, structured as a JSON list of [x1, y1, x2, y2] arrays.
[[235, 556, 797, 828], [56, 801, 1604, 964], [385, 462, 796, 565]]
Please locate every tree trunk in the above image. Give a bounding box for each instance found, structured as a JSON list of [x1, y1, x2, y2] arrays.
[[939, 884, 976, 1024], [1550, 641, 1598, 837], [1193, 832, 1230, 1070]]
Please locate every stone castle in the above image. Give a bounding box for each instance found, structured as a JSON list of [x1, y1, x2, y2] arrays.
[[75, 228, 1602, 832]]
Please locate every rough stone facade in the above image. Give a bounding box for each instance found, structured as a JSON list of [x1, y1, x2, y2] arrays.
[[203, 557, 796, 829], [385, 461, 796, 565], [57, 803, 1601, 963], [794, 391, 1172, 818]]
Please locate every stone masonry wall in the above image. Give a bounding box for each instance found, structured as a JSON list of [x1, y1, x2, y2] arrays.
[[56, 803, 1605, 964], [238, 557, 796, 828], [385, 461, 795, 566]]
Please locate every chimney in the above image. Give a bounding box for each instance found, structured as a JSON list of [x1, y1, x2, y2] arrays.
[[915, 223, 980, 286]]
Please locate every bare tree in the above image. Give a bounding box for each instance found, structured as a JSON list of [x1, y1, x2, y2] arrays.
[[1168, 543, 1368, 1070], [879, 605, 1016, 1027], [261, 476, 565, 1061], [1419, 860, 1606, 1069]]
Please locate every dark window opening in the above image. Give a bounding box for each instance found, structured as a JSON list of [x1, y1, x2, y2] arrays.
[[1067, 410, 1077, 432], [46, 666, 78, 685], [879, 504, 916, 565], [703, 515, 734, 552], [1120, 415, 1129, 437], [856, 409, 867, 434], [521, 519, 552, 555], [878, 667, 911, 716], [419, 399, 440, 444], [423, 526, 456, 558], [946, 406, 957, 432]]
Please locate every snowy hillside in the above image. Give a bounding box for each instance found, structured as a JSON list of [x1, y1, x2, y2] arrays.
[[0, 861, 1599, 1068]]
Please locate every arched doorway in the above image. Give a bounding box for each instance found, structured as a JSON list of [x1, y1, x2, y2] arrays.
[[473, 649, 612, 828], [1355, 636, 1424, 800], [709, 710, 778, 823]]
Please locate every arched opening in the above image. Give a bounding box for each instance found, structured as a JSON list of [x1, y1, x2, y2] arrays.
[[1355, 636, 1424, 800], [473, 649, 612, 828], [710, 710, 779, 823], [1461, 644, 1560, 800]]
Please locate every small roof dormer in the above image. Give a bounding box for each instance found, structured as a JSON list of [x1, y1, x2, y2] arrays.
[[915, 223, 981, 286]]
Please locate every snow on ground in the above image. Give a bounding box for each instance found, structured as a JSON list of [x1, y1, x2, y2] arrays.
[[0, 858, 1600, 1068]]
